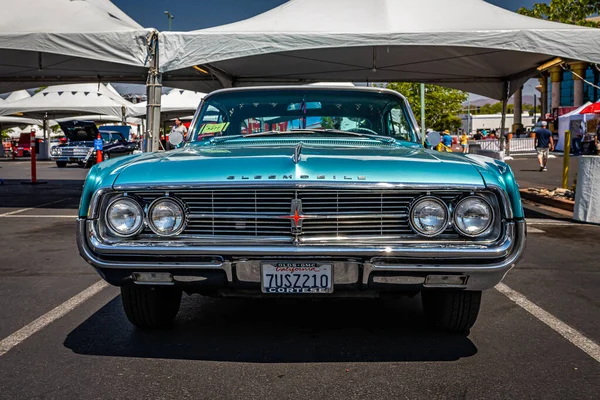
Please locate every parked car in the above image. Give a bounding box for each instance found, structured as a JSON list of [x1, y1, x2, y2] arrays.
[[51, 121, 138, 168], [76, 86, 526, 332]]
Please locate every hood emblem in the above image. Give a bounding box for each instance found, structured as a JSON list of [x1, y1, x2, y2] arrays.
[[292, 143, 302, 164]]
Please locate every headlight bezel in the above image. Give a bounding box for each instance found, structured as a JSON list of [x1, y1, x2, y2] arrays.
[[453, 195, 495, 238], [146, 196, 188, 237], [104, 196, 145, 238], [409, 196, 450, 237]]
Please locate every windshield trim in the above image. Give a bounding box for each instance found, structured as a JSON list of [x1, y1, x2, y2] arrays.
[[186, 87, 423, 146]]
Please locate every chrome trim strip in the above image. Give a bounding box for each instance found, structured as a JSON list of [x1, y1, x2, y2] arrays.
[[83, 218, 516, 259], [112, 182, 486, 191], [77, 219, 526, 291]]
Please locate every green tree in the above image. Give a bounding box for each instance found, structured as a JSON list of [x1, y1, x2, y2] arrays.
[[320, 116, 335, 129], [517, 0, 600, 27], [386, 82, 468, 132]]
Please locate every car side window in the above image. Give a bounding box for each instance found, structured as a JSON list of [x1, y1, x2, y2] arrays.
[[386, 106, 412, 141]]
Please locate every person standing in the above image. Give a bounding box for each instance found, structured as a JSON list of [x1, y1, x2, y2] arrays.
[[171, 118, 188, 141], [460, 131, 469, 153], [535, 121, 554, 172], [442, 130, 453, 150]]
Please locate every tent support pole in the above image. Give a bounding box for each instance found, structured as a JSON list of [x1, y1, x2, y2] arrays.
[[499, 80, 509, 158], [145, 31, 162, 152], [420, 83, 426, 145]]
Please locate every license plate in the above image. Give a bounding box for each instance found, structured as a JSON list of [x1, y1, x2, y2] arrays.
[[261, 262, 333, 294]]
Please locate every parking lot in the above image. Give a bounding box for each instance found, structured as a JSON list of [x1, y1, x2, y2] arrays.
[[0, 159, 599, 399]]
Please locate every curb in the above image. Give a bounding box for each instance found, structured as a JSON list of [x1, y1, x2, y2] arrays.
[[519, 189, 574, 212]]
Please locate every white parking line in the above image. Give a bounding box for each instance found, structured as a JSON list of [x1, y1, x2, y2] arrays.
[[496, 283, 600, 363], [0, 199, 70, 217], [0, 280, 109, 358], [527, 218, 572, 226], [527, 227, 545, 234]]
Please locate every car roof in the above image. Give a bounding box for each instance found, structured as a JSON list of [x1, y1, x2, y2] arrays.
[[203, 85, 408, 103]]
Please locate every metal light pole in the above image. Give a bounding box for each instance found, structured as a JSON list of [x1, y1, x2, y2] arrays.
[[420, 83, 425, 145], [164, 11, 174, 31], [467, 98, 471, 134]]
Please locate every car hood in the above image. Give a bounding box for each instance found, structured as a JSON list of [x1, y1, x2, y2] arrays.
[[112, 143, 487, 187], [58, 121, 98, 142]]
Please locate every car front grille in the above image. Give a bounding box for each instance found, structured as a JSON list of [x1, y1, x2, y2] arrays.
[[132, 188, 464, 243], [61, 147, 91, 157]]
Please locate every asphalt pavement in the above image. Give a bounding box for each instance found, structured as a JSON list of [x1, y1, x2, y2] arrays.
[[0, 160, 599, 399], [507, 152, 580, 189]]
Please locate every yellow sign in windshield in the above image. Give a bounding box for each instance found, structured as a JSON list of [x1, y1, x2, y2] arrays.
[[201, 122, 229, 134]]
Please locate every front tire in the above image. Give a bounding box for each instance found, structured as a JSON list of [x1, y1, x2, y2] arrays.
[[56, 161, 67, 168], [121, 286, 182, 329], [422, 290, 482, 333]]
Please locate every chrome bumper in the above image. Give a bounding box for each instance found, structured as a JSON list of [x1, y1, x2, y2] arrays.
[[77, 218, 526, 291]]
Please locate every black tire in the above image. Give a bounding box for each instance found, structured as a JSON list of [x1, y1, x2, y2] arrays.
[[56, 161, 67, 168], [121, 286, 182, 329], [421, 290, 482, 333]]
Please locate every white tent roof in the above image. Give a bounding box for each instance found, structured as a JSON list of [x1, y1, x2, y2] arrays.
[[559, 102, 593, 120], [130, 88, 205, 118], [0, 0, 152, 92], [0, 83, 135, 119], [55, 114, 142, 125], [160, 0, 600, 99], [0, 116, 42, 130], [4, 90, 31, 103]]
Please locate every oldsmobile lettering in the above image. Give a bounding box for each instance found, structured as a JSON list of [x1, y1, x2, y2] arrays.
[[224, 174, 368, 180]]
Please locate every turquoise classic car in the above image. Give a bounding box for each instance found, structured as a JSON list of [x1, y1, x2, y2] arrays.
[[76, 86, 525, 333]]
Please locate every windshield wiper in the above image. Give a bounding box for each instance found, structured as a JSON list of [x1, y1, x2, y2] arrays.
[[290, 129, 396, 144], [203, 129, 396, 144]]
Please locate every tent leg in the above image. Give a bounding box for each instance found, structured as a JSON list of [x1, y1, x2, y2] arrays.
[[144, 31, 162, 152], [499, 81, 510, 159], [145, 74, 162, 152]]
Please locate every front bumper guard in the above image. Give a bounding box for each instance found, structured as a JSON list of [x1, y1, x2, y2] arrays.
[[77, 218, 526, 290]]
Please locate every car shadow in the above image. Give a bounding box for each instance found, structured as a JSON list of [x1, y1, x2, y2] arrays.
[[64, 294, 477, 363]]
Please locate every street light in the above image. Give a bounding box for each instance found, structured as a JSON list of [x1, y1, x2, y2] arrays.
[[525, 83, 540, 123], [164, 11, 174, 31]]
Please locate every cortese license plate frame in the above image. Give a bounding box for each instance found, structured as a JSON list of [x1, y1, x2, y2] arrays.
[[261, 262, 333, 294]]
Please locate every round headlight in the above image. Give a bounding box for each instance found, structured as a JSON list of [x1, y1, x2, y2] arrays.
[[409, 197, 449, 237], [147, 197, 187, 236], [454, 196, 493, 237], [51, 147, 61, 156], [105, 197, 144, 237]]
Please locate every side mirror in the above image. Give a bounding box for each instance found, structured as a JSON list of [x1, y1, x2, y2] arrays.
[[427, 131, 441, 148], [169, 131, 184, 147]]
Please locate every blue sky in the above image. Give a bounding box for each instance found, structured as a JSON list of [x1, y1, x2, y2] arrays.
[[112, 0, 543, 31]]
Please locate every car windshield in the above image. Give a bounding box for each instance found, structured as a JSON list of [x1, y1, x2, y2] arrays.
[[100, 132, 125, 142], [189, 88, 419, 144]]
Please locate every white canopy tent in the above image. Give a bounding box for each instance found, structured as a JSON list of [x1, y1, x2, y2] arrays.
[[0, 116, 43, 131], [130, 88, 205, 120], [3, 90, 31, 103], [0, 0, 153, 93], [160, 0, 600, 100], [0, 83, 135, 120], [556, 102, 596, 152]]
